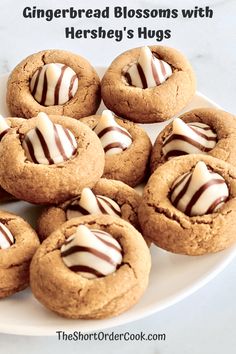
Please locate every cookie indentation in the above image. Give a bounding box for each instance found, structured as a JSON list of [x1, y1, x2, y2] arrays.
[[170, 161, 229, 216], [66, 187, 121, 220], [162, 118, 217, 159], [125, 46, 172, 88], [22, 112, 77, 165], [61, 225, 122, 279], [0, 221, 15, 249], [94, 110, 132, 156], [30, 63, 78, 106]]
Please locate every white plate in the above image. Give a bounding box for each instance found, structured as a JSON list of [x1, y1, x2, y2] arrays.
[[0, 70, 235, 336]]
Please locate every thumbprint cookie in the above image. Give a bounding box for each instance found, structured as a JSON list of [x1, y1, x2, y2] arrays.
[[139, 155, 236, 255], [7, 49, 101, 119], [0, 112, 105, 204], [101, 45, 196, 123], [30, 214, 151, 319]]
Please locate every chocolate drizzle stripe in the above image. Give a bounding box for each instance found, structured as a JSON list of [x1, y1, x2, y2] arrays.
[[61, 245, 117, 266], [171, 173, 193, 207], [31, 67, 42, 97], [171, 172, 191, 194], [159, 59, 167, 77], [137, 63, 147, 89], [0, 128, 10, 141], [190, 126, 217, 141], [189, 123, 213, 131], [184, 179, 226, 216], [40, 70, 48, 105], [97, 126, 131, 139], [68, 74, 78, 100], [96, 198, 109, 214], [54, 65, 67, 105], [24, 135, 38, 164], [94, 233, 122, 253], [206, 196, 228, 214], [53, 124, 67, 161], [69, 265, 104, 277], [36, 128, 54, 164], [67, 203, 89, 215], [104, 142, 128, 153], [0, 223, 13, 246], [163, 134, 212, 152], [125, 72, 132, 85], [151, 57, 161, 85], [165, 150, 189, 159], [98, 196, 121, 216], [63, 128, 77, 151]]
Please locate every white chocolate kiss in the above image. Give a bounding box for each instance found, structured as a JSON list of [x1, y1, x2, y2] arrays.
[[0, 115, 10, 140], [94, 110, 132, 156], [30, 63, 79, 106], [66, 187, 121, 220], [170, 161, 229, 216], [22, 112, 77, 165], [61, 225, 122, 279], [125, 46, 172, 89], [0, 222, 15, 249], [162, 118, 217, 159]]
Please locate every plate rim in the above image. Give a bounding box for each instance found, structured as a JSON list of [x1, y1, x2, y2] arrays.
[[0, 72, 235, 336]]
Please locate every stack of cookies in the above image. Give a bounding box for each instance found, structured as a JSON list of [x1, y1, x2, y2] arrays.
[[0, 45, 235, 319]]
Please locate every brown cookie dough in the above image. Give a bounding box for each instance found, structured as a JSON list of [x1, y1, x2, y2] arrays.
[[101, 45, 196, 123], [80, 115, 152, 187], [0, 115, 105, 204], [7, 49, 101, 119], [37, 178, 142, 241], [0, 210, 40, 298], [139, 155, 236, 255], [151, 108, 236, 172], [0, 117, 25, 202], [30, 214, 151, 319]]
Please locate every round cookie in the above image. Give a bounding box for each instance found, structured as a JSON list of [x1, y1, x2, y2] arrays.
[[80, 112, 152, 187], [139, 155, 236, 255], [7, 49, 101, 119], [0, 210, 40, 298], [30, 214, 151, 319], [0, 114, 105, 204], [150, 108, 236, 172], [101, 45, 196, 123], [37, 178, 142, 241]]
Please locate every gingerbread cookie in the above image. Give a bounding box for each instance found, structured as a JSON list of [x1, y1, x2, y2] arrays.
[[101, 45, 196, 123], [81, 110, 152, 187], [139, 154, 236, 255], [151, 108, 236, 172], [0, 210, 39, 298], [30, 214, 151, 319], [0, 113, 105, 204], [7, 49, 101, 119], [37, 178, 142, 241]]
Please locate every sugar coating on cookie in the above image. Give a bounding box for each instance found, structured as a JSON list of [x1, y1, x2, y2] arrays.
[[170, 161, 229, 216], [94, 110, 132, 155], [30, 63, 78, 106], [162, 118, 217, 159], [22, 112, 77, 164], [0, 115, 10, 140], [61, 225, 122, 279], [0, 222, 15, 249], [125, 46, 172, 89], [66, 187, 121, 220]]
